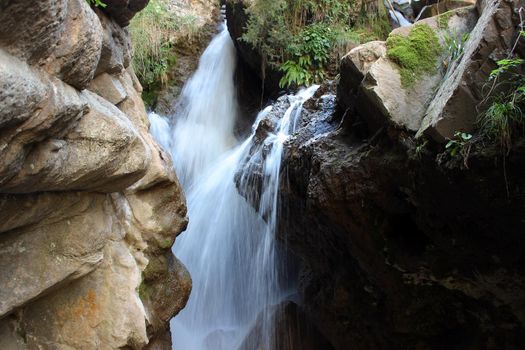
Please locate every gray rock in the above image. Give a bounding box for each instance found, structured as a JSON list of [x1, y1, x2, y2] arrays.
[[0, 91, 150, 193], [0, 193, 119, 318], [89, 72, 128, 105], [95, 11, 132, 75]]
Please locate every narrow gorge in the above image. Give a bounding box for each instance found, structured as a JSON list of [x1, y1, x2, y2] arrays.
[[0, 0, 524, 349]]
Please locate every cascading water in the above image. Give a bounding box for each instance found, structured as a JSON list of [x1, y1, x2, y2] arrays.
[[149, 24, 318, 350]]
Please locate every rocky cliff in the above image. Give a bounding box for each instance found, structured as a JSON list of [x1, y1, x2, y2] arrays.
[[232, 0, 525, 348], [0, 1, 190, 349]]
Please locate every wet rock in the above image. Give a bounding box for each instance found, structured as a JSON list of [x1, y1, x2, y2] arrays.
[[279, 82, 525, 349], [239, 301, 335, 350]]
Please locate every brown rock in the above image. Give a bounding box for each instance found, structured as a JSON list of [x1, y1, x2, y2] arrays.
[[0, 193, 120, 318], [337, 41, 387, 111]]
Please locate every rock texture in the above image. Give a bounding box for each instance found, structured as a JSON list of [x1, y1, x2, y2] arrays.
[[0, 1, 190, 349], [338, 0, 524, 142], [338, 6, 479, 134], [278, 80, 525, 350]]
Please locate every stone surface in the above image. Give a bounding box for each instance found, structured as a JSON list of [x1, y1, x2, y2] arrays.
[[95, 10, 132, 75], [0, 49, 89, 188], [89, 72, 128, 105], [0, 193, 118, 318], [337, 41, 387, 111], [0, 2, 190, 349], [416, 0, 476, 20], [418, 0, 524, 141], [0, 91, 150, 193], [275, 84, 525, 349], [337, 6, 478, 134], [101, 0, 150, 27], [0, 0, 103, 90]]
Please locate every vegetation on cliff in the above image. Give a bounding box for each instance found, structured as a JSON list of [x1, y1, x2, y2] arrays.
[[130, 0, 199, 106], [240, 0, 390, 88]]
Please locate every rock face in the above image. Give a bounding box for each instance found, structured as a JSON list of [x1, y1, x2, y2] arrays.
[[0, 1, 190, 349], [278, 81, 525, 350]]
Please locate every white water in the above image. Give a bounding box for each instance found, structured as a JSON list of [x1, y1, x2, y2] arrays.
[[149, 25, 318, 350]]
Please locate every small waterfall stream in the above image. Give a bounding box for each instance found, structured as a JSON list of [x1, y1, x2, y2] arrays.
[[149, 25, 318, 350]]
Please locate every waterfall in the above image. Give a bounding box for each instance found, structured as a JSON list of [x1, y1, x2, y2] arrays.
[[149, 24, 318, 350]]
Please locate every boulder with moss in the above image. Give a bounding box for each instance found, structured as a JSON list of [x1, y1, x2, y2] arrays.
[[338, 5, 478, 133]]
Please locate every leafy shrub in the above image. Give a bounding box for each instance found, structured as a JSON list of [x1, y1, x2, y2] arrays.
[[386, 24, 442, 87], [242, 0, 390, 89], [130, 0, 199, 106], [478, 57, 525, 153], [445, 132, 472, 157]]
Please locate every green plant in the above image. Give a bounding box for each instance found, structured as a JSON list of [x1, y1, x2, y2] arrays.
[[478, 36, 525, 154], [279, 59, 313, 88], [386, 23, 442, 87], [444, 31, 469, 64], [445, 131, 473, 157], [130, 0, 201, 106], [86, 0, 106, 7], [415, 139, 428, 159], [242, 0, 391, 89]]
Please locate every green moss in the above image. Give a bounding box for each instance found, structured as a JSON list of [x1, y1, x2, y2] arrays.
[[386, 24, 443, 87], [437, 10, 454, 29], [138, 280, 151, 300]]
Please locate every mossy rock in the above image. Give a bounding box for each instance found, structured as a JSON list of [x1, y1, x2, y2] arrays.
[[386, 23, 442, 87]]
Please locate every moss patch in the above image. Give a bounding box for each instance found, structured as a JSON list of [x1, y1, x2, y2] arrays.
[[386, 24, 443, 87]]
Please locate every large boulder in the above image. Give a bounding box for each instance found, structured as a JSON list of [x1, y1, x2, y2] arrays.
[[337, 7, 478, 133], [100, 0, 150, 27], [418, 0, 525, 141], [277, 83, 525, 349], [0, 0, 103, 89]]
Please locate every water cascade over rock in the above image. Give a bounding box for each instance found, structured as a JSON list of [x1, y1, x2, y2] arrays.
[[149, 25, 319, 349]]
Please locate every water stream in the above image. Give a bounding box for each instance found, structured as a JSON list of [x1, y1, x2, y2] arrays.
[[149, 24, 318, 350]]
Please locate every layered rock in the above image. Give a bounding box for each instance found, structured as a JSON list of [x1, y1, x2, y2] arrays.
[[0, 1, 190, 349]]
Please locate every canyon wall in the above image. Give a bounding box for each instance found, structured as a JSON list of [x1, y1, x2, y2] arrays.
[[0, 1, 190, 349]]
